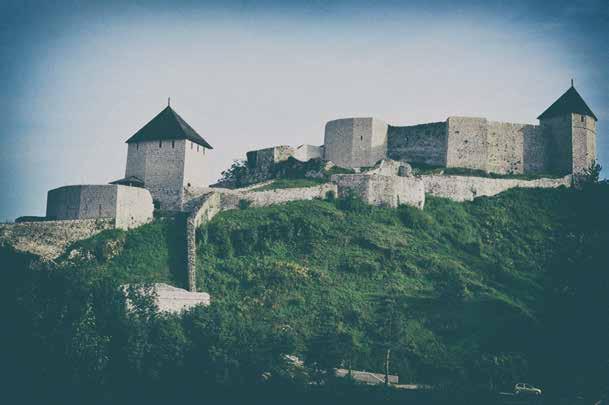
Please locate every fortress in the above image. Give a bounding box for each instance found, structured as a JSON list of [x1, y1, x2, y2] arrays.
[[248, 84, 597, 178], [0, 84, 597, 298]]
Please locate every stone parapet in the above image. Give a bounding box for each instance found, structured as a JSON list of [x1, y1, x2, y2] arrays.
[[422, 174, 571, 202], [332, 174, 425, 209]]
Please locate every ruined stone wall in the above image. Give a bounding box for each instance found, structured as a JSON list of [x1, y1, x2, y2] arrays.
[[125, 139, 186, 210], [0, 218, 114, 259], [123, 283, 210, 313], [422, 174, 571, 202], [387, 122, 447, 166], [246, 147, 275, 171], [185, 192, 222, 291], [274, 145, 296, 162], [246, 146, 295, 171], [293, 144, 324, 162], [152, 284, 210, 312], [446, 117, 488, 171], [331, 174, 425, 209], [324, 118, 388, 168], [239, 183, 337, 208], [184, 183, 337, 291]]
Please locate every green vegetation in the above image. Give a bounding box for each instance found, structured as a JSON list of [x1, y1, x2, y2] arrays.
[[217, 157, 354, 188], [56, 217, 189, 287], [251, 178, 327, 191], [1, 179, 607, 404]]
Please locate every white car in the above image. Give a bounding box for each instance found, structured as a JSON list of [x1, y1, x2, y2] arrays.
[[515, 383, 542, 396]]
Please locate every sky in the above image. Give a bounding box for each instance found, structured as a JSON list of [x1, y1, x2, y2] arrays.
[[0, 0, 607, 221]]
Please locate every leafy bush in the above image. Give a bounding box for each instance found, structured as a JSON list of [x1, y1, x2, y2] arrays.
[[217, 159, 249, 187], [324, 190, 336, 202], [397, 204, 433, 229], [239, 199, 252, 210], [3, 184, 607, 402], [336, 191, 369, 213]]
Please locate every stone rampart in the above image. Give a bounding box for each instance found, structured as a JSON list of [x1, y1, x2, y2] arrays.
[[123, 283, 210, 314], [184, 182, 337, 291], [422, 174, 571, 202], [46, 184, 153, 230], [332, 174, 425, 209], [0, 218, 114, 259], [293, 144, 324, 162], [445, 117, 489, 171], [238, 183, 337, 208], [387, 122, 447, 166]]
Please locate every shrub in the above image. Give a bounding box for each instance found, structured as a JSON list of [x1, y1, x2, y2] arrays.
[[337, 191, 369, 213], [397, 204, 433, 229], [325, 190, 336, 202], [239, 199, 252, 210], [218, 159, 249, 188]]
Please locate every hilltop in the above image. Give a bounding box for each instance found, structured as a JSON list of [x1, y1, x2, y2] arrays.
[[2, 182, 607, 404]]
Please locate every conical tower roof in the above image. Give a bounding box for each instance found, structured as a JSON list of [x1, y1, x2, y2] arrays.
[[126, 105, 213, 149], [538, 85, 597, 121]]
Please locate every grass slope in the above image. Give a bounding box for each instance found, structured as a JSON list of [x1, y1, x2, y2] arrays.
[[193, 187, 573, 384], [48, 186, 576, 386]]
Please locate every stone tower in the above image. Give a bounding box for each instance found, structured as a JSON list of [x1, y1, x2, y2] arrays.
[[119, 104, 213, 210], [538, 84, 597, 176], [324, 117, 388, 168]]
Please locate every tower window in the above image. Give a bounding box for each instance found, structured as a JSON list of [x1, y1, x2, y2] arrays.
[[191, 141, 193, 149], [197, 145, 199, 152], [360, 136, 363, 141], [172, 140, 175, 148], [581, 115, 585, 122], [159, 140, 162, 148], [136, 143, 139, 150], [203, 148, 205, 155]]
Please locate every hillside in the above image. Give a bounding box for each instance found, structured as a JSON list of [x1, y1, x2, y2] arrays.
[[1, 184, 607, 404]]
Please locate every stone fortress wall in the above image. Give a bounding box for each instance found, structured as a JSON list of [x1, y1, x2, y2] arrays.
[[246, 144, 324, 172], [46, 184, 153, 229], [247, 111, 594, 179], [326, 116, 565, 176], [387, 121, 447, 167], [422, 174, 571, 202]]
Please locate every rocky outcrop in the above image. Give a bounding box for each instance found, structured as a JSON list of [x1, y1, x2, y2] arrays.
[[0, 218, 114, 259]]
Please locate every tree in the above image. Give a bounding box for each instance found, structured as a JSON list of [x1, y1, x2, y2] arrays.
[[372, 286, 409, 386], [217, 159, 249, 188]]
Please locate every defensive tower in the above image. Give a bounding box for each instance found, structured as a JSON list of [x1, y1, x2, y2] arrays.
[[116, 103, 213, 210], [538, 83, 597, 176]]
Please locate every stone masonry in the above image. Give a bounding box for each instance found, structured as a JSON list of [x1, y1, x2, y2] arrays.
[[422, 174, 572, 202], [125, 139, 209, 211], [46, 184, 153, 229], [0, 218, 115, 259], [318, 86, 597, 176]]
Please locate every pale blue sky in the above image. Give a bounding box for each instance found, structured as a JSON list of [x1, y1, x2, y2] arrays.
[[1, 0, 607, 221]]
